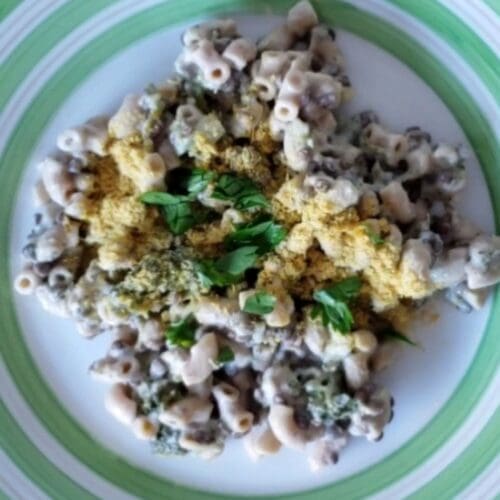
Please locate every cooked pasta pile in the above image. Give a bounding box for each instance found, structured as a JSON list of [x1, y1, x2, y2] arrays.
[[15, 1, 500, 470]]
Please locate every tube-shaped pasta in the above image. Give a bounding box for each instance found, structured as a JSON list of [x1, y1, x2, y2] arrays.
[[181, 333, 218, 386], [400, 239, 432, 280], [361, 123, 408, 166], [358, 190, 381, 219], [178, 433, 223, 460], [14, 266, 40, 295], [140, 153, 167, 192], [48, 264, 74, 289], [137, 319, 164, 351], [104, 383, 137, 426], [286, 0, 318, 36], [57, 116, 109, 156], [157, 139, 181, 170], [258, 25, 295, 51], [352, 330, 378, 355], [343, 352, 370, 390], [64, 192, 90, 220], [159, 396, 213, 430], [465, 235, 500, 289], [39, 157, 74, 206], [132, 416, 159, 441], [430, 247, 468, 288], [223, 38, 257, 70], [108, 94, 144, 139], [184, 40, 231, 90], [306, 72, 343, 110], [35, 225, 67, 263], [283, 118, 312, 171], [212, 383, 254, 434], [309, 25, 343, 69], [274, 68, 307, 122], [89, 355, 141, 383], [182, 19, 237, 48], [268, 404, 308, 450], [244, 422, 282, 461], [74, 173, 96, 193], [33, 179, 50, 207], [380, 181, 415, 224], [301, 102, 336, 131]]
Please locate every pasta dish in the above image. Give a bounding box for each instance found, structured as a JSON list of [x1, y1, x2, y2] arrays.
[[14, 1, 500, 470]]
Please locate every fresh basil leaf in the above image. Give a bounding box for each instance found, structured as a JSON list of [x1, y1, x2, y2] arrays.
[[364, 224, 385, 246], [243, 291, 276, 315], [216, 346, 235, 365], [212, 174, 270, 211], [166, 314, 197, 348], [311, 277, 362, 334], [225, 216, 287, 254], [381, 328, 418, 347]]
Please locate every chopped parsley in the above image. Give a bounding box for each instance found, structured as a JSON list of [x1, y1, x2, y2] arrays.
[[311, 277, 362, 334], [172, 167, 215, 195], [196, 246, 259, 287], [243, 291, 276, 315], [364, 223, 385, 246], [225, 216, 286, 254], [140, 191, 210, 235], [166, 314, 198, 348], [212, 173, 270, 211], [381, 328, 418, 347]]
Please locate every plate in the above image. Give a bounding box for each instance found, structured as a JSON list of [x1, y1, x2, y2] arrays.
[[1, 1, 499, 498]]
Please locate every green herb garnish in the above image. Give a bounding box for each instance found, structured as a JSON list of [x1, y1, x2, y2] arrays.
[[311, 277, 362, 334], [212, 174, 270, 211], [381, 328, 418, 347], [140, 191, 210, 235], [243, 291, 276, 315], [225, 216, 286, 254], [166, 314, 198, 348], [364, 224, 385, 246], [168, 167, 214, 196], [216, 346, 235, 365], [196, 246, 259, 287]]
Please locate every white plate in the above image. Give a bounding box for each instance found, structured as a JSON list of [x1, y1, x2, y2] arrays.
[[1, 2, 499, 499]]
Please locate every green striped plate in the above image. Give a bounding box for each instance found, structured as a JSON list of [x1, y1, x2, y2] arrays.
[[0, 1, 499, 498]]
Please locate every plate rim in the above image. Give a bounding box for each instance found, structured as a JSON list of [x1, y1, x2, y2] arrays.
[[0, 1, 499, 498]]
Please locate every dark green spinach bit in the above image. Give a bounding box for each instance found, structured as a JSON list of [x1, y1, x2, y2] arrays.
[[166, 314, 198, 348], [216, 346, 235, 365]]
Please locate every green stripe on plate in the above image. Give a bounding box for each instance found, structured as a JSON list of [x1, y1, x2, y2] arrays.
[[409, 408, 500, 499], [0, 0, 115, 113], [483, 0, 500, 16], [0, 0, 20, 23], [390, 0, 500, 104], [0, 401, 95, 500], [0, 0, 498, 498]]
